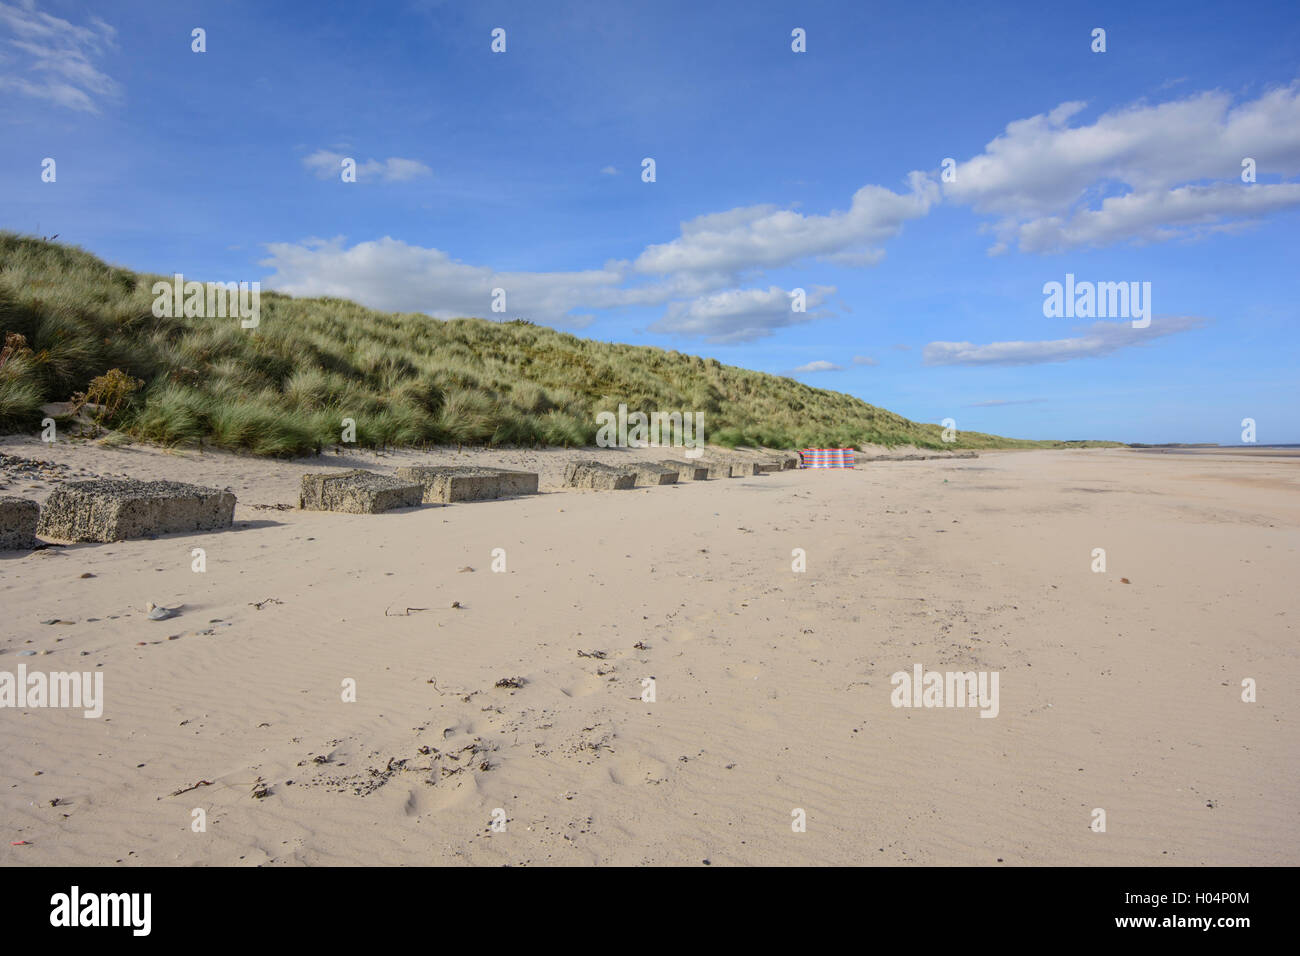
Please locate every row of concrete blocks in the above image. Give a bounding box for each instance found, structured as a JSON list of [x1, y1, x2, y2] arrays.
[[298, 465, 540, 514], [563, 454, 796, 490], [300, 456, 799, 509], [0, 465, 546, 546], [0, 465, 541, 546], [0, 454, 803, 546], [299, 455, 795, 509]]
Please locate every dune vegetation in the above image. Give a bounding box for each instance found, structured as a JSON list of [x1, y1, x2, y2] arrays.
[[0, 233, 1087, 456]]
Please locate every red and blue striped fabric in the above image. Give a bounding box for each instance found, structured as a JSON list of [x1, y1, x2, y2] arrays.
[[799, 448, 855, 468]]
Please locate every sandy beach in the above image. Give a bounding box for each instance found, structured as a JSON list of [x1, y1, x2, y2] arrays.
[[1, 440, 1296, 866]]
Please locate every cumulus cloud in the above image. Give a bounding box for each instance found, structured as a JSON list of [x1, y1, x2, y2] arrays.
[[261, 236, 624, 327], [792, 360, 843, 373], [261, 235, 792, 328], [303, 150, 433, 183], [945, 85, 1300, 252], [852, 355, 879, 366], [923, 317, 1206, 367], [600, 165, 618, 175], [649, 285, 835, 344], [261, 209, 858, 334], [0, 0, 118, 112], [1016, 181, 1300, 250], [634, 172, 938, 277], [265, 162, 933, 336]]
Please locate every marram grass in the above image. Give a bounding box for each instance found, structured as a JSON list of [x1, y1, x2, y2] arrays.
[[0, 233, 1109, 455]]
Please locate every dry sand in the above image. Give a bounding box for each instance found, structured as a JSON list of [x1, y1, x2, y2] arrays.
[[1, 438, 1297, 866]]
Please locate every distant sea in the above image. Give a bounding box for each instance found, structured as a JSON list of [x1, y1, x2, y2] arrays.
[[1128, 444, 1300, 456]]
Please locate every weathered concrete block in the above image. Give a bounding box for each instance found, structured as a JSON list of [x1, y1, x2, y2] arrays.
[[394, 465, 539, 503], [724, 459, 761, 476], [629, 462, 678, 486], [659, 460, 710, 481], [775, 452, 800, 470], [754, 461, 783, 474], [0, 496, 40, 551], [299, 470, 422, 514], [563, 461, 635, 490], [37, 479, 236, 543], [705, 460, 741, 478]]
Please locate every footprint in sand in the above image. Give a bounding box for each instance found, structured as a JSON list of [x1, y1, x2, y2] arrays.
[[559, 672, 607, 698], [400, 787, 424, 817], [426, 769, 481, 811], [607, 751, 669, 786]]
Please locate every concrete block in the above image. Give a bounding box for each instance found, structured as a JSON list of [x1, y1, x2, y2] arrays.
[[394, 465, 539, 503], [299, 470, 422, 514], [0, 496, 39, 551], [563, 461, 635, 490], [659, 460, 710, 481], [37, 479, 236, 543], [629, 462, 678, 486]]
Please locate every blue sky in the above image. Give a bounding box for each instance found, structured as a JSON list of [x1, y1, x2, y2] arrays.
[[2, 0, 1297, 443]]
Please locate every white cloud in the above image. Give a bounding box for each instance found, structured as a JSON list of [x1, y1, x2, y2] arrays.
[[852, 355, 878, 366], [0, 0, 118, 112], [261, 236, 624, 328], [303, 150, 433, 183], [1016, 181, 1300, 251], [945, 84, 1300, 252], [649, 285, 835, 344], [600, 165, 618, 175], [634, 172, 938, 277], [793, 360, 843, 373], [923, 317, 1206, 367]]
